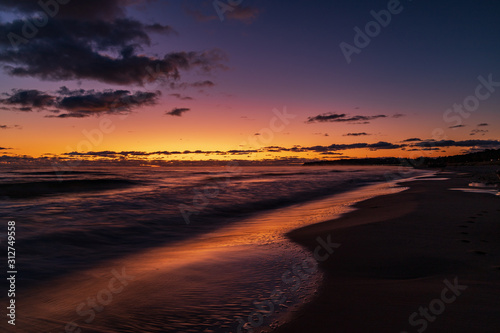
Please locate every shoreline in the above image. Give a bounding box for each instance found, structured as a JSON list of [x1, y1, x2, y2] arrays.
[[272, 169, 500, 332]]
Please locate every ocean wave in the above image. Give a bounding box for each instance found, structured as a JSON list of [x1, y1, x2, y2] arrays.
[[0, 178, 138, 199]]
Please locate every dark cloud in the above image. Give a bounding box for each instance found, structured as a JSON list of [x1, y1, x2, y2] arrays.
[[0, 1, 226, 86], [0, 124, 21, 129], [477, 123, 489, 127], [144, 23, 177, 35], [169, 80, 216, 90], [470, 129, 488, 136], [367, 141, 403, 150], [402, 138, 422, 142], [306, 113, 387, 124], [272, 141, 404, 153], [0, 87, 160, 118], [165, 107, 190, 117], [412, 140, 500, 148], [0, 89, 54, 108], [0, 0, 136, 21], [449, 124, 466, 129], [392, 113, 405, 118], [60, 141, 405, 159], [62, 149, 264, 158], [343, 132, 370, 136]]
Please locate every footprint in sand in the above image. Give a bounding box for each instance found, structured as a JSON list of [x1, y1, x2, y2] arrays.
[[471, 250, 487, 255], [459, 225, 468, 228], [461, 240, 471, 243], [467, 221, 475, 224], [460, 232, 469, 235]]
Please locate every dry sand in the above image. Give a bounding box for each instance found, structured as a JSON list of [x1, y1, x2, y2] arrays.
[[272, 171, 500, 333]]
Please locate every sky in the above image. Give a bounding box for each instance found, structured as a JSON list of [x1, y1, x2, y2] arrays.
[[0, 0, 499, 163]]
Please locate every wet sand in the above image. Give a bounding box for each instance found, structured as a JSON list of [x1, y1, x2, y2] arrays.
[[273, 171, 500, 333]]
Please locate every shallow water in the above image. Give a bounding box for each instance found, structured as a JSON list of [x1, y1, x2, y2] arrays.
[[0, 165, 427, 332]]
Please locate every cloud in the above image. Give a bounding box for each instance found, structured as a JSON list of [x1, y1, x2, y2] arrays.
[[449, 124, 466, 129], [0, 0, 137, 21], [412, 140, 500, 148], [169, 93, 193, 100], [343, 132, 370, 136], [306, 113, 387, 124], [169, 80, 216, 90], [165, 107, 190, 117], [272, 141, 404, 153], [0, 87, 160, 118], [402, 138, 422, 142], [392, 113, 405, 118], [59, 140, 406, 159], [0, 89, 54, 108], [477, 123, 489, 127], [0, 124, 21, 129], [470, 129, 488, 136], [0, 2, 227, 86]]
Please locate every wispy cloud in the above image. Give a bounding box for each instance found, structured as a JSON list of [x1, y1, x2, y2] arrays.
[[165, 107, 190, 117], [412, 139, 500, 148], [306, 113, 387, 124], [0, 124, 21, 129], [470, 129, 488, 136], [343, 132, 371, 136]]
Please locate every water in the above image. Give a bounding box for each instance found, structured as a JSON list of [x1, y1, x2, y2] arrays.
[[0, 164, 426, 332]]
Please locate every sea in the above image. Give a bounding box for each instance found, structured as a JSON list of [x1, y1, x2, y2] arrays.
[[0, 164, 430, 333]]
